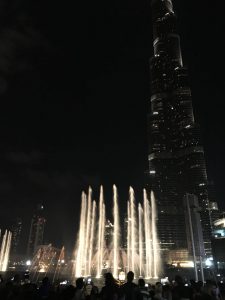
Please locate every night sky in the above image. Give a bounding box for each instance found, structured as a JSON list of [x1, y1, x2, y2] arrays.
[[0, 0, 224, 253]]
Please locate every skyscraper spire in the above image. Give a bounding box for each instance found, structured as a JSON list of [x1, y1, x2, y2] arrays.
[[151, 0, 182, 67]]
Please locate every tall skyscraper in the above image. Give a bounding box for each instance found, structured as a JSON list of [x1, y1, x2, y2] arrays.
[[148, 0, 219, 259], [27, 204, 46, 258]]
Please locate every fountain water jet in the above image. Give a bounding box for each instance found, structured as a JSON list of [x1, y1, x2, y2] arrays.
[[151, 192, 160, 278], [88, 200, 96, 275], [0, 230, 12, 272], [96, 186, 105, 278], [138, 204, 143, 277], [73, 186, 161, 279], [75, 192, 87, 277], [113, 185, 120, 279], [84, 187, 92, 275], [144, 189, 152, 278]]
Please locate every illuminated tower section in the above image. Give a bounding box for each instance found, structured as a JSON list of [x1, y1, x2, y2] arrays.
[[27, 204, 46, 257], [148, 0, 217, 258]]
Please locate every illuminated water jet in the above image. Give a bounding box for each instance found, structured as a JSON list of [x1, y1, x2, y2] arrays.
[[0, 230, 12, 272], [74, 186, 161, 279]]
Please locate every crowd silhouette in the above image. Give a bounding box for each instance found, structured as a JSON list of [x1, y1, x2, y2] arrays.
[[0, 271, 224, 300]]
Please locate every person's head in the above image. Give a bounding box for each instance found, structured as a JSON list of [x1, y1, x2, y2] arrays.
[[205, 280, 218, 296], [196, 281, 203, 293], [66, 285, 76, 297], [174, 275, 183, 285], [91, 285, 99, 295], [138, 278, 145, 288], [23, 273, 30, 282], [76, 278, 84, 289], [127, 271, 134, 283], [42, 277, 50, 286], [155, 282, 163, 293], [104, 273, 114, 286], [190, 279, 195, 286], [13, 274, 20, 284], [162, 284, 171, 293]]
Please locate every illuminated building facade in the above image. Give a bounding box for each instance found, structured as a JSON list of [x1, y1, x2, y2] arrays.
[[212, 214, 225, 270], [148, 0, 219, 258], [27, 204, 46, 258]]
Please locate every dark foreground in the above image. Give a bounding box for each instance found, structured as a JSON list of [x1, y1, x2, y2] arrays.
[[0, 271, 225, 300]]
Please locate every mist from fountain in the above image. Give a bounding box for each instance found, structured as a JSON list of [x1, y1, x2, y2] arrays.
[[74, 186, 161, 279]]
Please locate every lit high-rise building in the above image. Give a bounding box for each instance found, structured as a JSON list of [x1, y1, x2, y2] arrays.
[[148, 0, 219, 259], [27, 204, 46, 258]]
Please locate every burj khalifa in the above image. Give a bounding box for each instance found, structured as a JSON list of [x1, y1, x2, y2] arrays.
[[148, 0, 219, 260]]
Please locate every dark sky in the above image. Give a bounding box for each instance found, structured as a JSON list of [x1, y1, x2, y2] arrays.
[[0, 0, 224, 253]]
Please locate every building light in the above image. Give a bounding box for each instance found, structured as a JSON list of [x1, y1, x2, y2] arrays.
[[150, 170, 156, 174], [153, 111, 159, 115], [205, 258, 213, 267], [26, 260, 31, 266], [185, 125, 191, 128]]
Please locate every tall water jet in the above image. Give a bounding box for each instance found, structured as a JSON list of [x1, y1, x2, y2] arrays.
[[112, 185, 120, 278], [129, 187, 138, 275], [0, 230, 12, 272], [143, 189, 152, 278], [138, 204, 144, 277], [96, 186, 105, 278], [75, 192, 87, 277], [0, 230, 6, 269], [101, 204, 105, 273], [88, 200, 96, 275], [127, 200, 131, 272], [84, 187, 92, 275], [151, 191, 160, 278], [53, 246, 65, 283]]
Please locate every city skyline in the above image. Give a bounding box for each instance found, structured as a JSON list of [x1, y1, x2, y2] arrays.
[[0, 0, 224, 252]]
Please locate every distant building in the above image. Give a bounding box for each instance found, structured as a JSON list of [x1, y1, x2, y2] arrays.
[[10, 218, 22, 255], [210, 214, 225, 270], [207, 182, 221, 231], [27, 204, 46, 258], [213, 214, 225, 238], [105, 220, 113, 248], [211, 237, 225, 271], [183, 194, 205, 260]]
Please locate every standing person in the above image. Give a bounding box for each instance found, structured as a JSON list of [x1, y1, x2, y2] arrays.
[[73, 278, 86, 300], [120, 271, 139, 300], [162, 284, 172, 300], [202, 280, 221, 300], [154, 282, 165, 300], [99, 272, 119, 300], [138, 279, 151, 300], [90, 282, 99, 300], [172, 275, 193, 300], [39, 277, 52, 299]]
